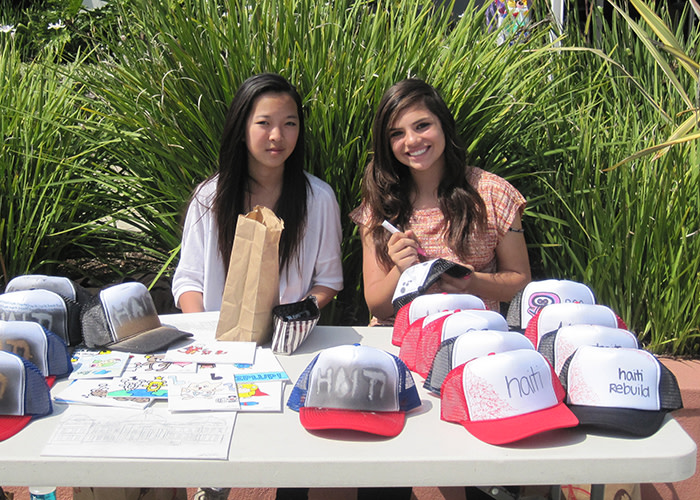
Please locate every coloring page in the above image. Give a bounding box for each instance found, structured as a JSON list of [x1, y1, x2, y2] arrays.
[[167, 370, 240, 412], [163, 340, 256, 365]]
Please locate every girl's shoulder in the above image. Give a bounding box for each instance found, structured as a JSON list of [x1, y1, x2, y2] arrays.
[[192, 175, 218, 201], [304, 172, 337, 202], [468, 167, 522, 197]]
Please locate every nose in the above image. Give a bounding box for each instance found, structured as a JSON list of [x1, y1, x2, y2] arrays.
[[405, 129, 420, 146], [269, 126, 282, 142]]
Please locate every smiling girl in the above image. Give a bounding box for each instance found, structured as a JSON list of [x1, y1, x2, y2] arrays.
[[351, 78, 530, 324], [172, 73, 343, 315]]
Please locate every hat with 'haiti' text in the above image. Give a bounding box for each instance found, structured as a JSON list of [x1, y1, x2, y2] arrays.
[[287, 344, 421, 437], [538, 324, 639, 376], [0, 289, 83, 346], [524, 303, 627, 350], [400, 309, 509, 377], [392, 293, 485, 346], [82, 282, 192, 354], [559, 345, 682, 437], [425, 330, 535, 395], [0, 350, 52, 441], [392, 259, 471, 313], [441, 349, 578, 444]]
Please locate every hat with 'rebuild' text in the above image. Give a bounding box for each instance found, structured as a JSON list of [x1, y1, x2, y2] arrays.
[[560, 345, 682, 437]]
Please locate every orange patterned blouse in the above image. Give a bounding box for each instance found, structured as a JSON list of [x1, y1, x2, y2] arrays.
[[351, 167, 526, 314]]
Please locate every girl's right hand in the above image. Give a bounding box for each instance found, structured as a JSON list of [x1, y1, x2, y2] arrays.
[[387, 229, 422, 273]]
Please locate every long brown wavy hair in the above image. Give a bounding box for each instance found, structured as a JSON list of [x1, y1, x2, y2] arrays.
[[212, 73, 309, 271], [361, 78, 486, 271]]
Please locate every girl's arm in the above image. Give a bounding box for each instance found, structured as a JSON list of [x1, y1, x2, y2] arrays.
[[306, 285, 339, 309], [177, 291, 205, 313], [359, 224, 422, 321], [439, 212, 531, 302]]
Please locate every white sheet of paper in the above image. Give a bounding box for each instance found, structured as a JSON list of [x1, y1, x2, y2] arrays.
[[167, 371, 240, 412], [163, 340, 256, 365], [41, 406, 235, 460]]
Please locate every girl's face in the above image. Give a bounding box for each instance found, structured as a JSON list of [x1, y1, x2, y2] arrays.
[[245, 92, 300, 174], [388, 103, 445, 176]]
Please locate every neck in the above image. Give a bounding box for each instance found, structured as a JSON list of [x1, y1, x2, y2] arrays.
[[410, 169, 442, 210], [247, 168, 284, 212]]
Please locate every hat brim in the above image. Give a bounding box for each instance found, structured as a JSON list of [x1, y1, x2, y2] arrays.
[[464, 402, 579, 445], [0, 414, 32, 442], [300, 407, 407, 437], [108, 325, 193, 354], [568, 404, 667, 437]]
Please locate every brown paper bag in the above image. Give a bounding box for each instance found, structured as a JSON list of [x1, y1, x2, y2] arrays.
[[215, 205, 284, 344]]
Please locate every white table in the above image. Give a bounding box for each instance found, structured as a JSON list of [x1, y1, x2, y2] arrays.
[[0, 312, 696, 493]]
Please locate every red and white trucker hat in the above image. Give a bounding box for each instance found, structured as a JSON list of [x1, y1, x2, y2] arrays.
[[441, 349, 578, 444], [516, 279, 595, 330], [425, 330, 535, 395], [286, 344, 422, 437], [400, 309, 508, 377], [524, 303, 627, 349], [538, 324, 639, 375], [560, 345, 682, 436], [392, 293, 485, 346]]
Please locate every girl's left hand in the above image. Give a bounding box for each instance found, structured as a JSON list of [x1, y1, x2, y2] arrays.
[[439, 265, 475, 294]]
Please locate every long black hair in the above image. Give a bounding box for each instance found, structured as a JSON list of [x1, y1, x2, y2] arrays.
[[212, 73, 309, 272], [362, 78, 486, 270]]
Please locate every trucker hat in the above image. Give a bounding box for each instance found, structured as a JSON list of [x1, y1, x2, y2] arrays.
[[0, 350, 52, 441], [0, 288, 83, 346], [538, 324, 639, 375], [560, 345, 682, 437], [5, 274, 92, 307], [424, 330, 535, 395], [0, 320, 72, 381], [392, 259, 471, 312], [287, 344, 422, 437], [524, 303, 627, 349], [441, 349, 578, 444], [81, 282, 192, 354], [400, 309, 508, 377], [512, 279, 596, 330], [392, 293, 485, 346]]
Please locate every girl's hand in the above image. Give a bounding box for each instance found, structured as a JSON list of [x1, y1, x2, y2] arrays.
[[439, 265, 475, 293], [387, 229, 422, 273]]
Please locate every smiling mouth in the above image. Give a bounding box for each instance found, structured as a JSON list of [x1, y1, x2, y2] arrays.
[[407, 147, 428, 157]]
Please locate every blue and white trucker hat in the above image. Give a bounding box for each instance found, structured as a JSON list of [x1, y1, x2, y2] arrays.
[[0, 320, 72, 381], [0, 288, 83, 346], [0, 350, 52, 441], [287, 344, 422, 436]]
